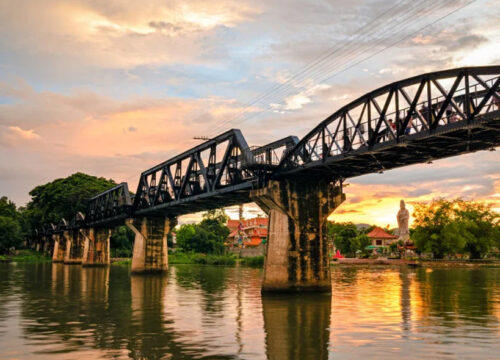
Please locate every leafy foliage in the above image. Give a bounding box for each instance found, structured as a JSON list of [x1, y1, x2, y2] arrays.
[[110, 225, 135, 257], [176, 209, 230, 254], [169, 251, 236, 265], [327, 222, 372, 257], [412, 199, 500, 259], [25, 172, 116, 230], [240, 255, 265, 267], [0, 196, 23, 253]]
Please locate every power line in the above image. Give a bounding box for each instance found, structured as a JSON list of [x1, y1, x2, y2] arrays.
[[207, 0, 417, 135], [207, 0, 475, 136], [206, 0, 410, 133]]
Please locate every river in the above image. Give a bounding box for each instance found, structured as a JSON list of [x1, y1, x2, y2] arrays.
[[0, 263, 499, 359]]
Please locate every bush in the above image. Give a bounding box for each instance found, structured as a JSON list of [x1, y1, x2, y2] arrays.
[[240, 256, 265, 267], [10, 249, 51, 262], [168, 251, 236, 266], [111, 248, 132, 258], [193, 254, 236, 266]]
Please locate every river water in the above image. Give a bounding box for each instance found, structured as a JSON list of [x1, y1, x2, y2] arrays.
[[0, 263, 499, 359]]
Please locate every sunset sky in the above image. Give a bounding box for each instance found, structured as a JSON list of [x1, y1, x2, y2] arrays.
[[0, 0, 499, 227]]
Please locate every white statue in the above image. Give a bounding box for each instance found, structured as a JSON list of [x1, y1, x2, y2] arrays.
[[397, 200, 410, 242]]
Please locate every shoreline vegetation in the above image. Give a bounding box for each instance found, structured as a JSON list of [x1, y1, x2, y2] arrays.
[[3, 250, 500, 269], [111, 252, 265, 267], [2, 174, 499, 267], [0, 249, 51, 263]]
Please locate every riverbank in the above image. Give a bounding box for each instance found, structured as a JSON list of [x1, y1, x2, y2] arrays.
[[333, 258, 500, 267], [335, 258, 418, 266], [110, 253, 265, 267], [0, 250, 51, 263], [8, 251, 498, 269]]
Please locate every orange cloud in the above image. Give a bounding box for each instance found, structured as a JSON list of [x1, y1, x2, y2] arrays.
[[0, 126, 40, 147]]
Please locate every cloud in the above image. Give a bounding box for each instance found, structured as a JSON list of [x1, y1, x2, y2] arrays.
[[0, 126, 40, 147], [0, 0, 262, 71], [0, 0, 499, 218]]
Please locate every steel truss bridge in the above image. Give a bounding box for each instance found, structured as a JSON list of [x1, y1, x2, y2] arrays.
[[39, 66, 500, 236]]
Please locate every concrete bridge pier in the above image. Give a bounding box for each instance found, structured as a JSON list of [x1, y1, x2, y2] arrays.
[[52, 233, 67, 263], [82, 227, 111, 267], [126, 217, 174, 274], [43, 235, 53, 257], [251, 178, 345, 293], [64, 229, 85, 264]]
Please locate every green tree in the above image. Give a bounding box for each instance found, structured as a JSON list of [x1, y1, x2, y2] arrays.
[[25, 172, 116, 230], [202, 209, 229, 224], [412, 199, 459, 258], [412, 199, 500, 259], [0, 196, 22, 252], [110, 226, 135, 257], [450, 200, 500, 259], [176, 209, 230, 254], [0, 196, 18, 218], [328, 222, 359, 257], [355, 234, 371, 251]]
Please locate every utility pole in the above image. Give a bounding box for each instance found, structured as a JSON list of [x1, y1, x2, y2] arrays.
[[239, 204, 244, 221], [193, 136, 210, 141]]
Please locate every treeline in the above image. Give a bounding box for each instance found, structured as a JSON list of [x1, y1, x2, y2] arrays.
[[330, 199, 500, 260], [0, 172, 231, 257], [2, 172, 499, 261], [0, 173, 136, 255]]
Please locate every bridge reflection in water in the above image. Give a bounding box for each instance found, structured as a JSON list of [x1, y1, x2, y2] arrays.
[[263, 294, 331, 360], [1, 264, 500, 359]]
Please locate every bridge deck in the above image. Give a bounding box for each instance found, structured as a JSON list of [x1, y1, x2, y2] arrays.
[[281, 111, 500, 179]]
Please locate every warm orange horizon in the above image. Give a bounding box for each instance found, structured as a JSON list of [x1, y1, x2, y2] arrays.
[[0, 0, 499, 225]]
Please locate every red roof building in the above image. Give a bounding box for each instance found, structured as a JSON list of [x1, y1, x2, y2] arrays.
[[227, 217, 268, 247], [227, 219, 240, 232], [367, 227, 398, 247]]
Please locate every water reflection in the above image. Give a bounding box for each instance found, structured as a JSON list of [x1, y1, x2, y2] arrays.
[[0, 264, 499, 359], [263, 294, 331, 360]]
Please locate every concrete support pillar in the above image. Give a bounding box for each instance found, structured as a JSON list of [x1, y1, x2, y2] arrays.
[[126, 217, 173, 274], [42, 236, 50, 257], [82, 227, 111, 267], [64, 229, 85, 264], [251, 178, 345, 293], [64, 231, 71, 263], [52, 234, 66, 263]]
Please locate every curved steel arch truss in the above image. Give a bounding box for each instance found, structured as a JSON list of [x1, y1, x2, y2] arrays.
[[277, 66, 500, 178]]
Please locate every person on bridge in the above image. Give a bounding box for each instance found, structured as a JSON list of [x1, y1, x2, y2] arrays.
[[404, 114, 414, 135], [420, 104, 429, 122], [447, 105, 459, 123], [494, 92, 500, 110]]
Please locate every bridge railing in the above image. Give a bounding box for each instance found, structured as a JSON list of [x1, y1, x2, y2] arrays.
[[279, 66, 500, 171], [250, 136, 299, 167], [87, 182, 132, 225]]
